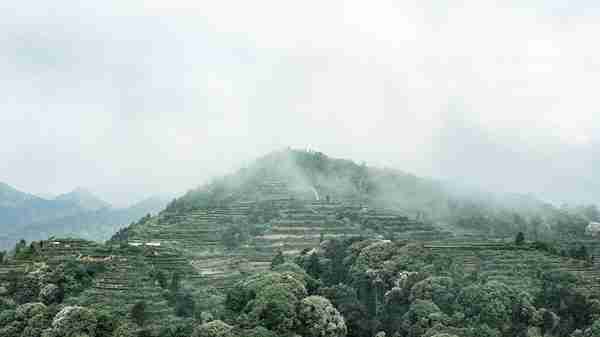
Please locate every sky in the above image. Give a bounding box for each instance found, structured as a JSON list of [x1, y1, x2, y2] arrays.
[[1, 0, 600, 206]]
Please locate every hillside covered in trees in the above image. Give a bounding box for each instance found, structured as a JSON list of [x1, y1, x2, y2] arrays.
[[2, 149, 600, 337], [2, 236, 600, 337]]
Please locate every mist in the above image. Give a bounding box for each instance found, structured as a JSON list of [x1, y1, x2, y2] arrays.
[[2, 1, 599, 206]]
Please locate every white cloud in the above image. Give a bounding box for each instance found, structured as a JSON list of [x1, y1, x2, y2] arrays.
[[1, 0, 600, 205]]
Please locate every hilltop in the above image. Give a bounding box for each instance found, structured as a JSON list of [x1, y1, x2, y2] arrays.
[[170, 149, 450, 215], [121, 148, 594, 293], [55, 187, 111, 211], [155, 149, 560, 232], [3, 149, 600, 336]]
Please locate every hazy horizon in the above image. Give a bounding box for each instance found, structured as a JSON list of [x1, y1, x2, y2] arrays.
[[2, 1, 600, 207]]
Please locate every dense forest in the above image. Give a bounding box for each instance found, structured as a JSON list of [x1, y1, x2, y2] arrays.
[[2, 235, 600, 337]]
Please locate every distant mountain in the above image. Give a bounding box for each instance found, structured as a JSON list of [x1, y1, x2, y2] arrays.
[[0, 183, 83, 229], [5, 196, 168, 247], [0, 182, 37, 207], [55, 187, 111, 211], [0, 183, 168, 250]]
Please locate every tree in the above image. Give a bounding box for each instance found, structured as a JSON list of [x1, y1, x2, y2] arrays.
[[529, 216, 544, 241], [515, 232, 525, 246], [583, 205, 600, 222], [39, 283, 63, 305], [113, 322, 139, 337], [577, 245, 589, 260], [221, 225, 246, 249], [155, 270, 168, 289], [225, 271, 307, 314], [249, 285, 299, 332], [14, 239, 32, 260], [175, 292, 195, 317], [297, 296, 347, 337], [400, 300, 445, 337], [540, 309, 559, 336], [0, 303, 49, 337], [95, 311, 117, 337], [510, 292, 537, 337], [15, 239, 26, 254], [130, 301, 147, 327], [43, 306, 98, 337], [169, 271, 182, 294], [307, 252, 322, 279], [457, 281, 517, 333], [15, 274, 40, 304], [320, 285, 368, 337], [271, 251, 285, 269], [158, 323, 194, 337], [192, 320, 234, 337], [582, 318, 600, 337], [410, 277, 457, 314], [513, 214, 526, 233]]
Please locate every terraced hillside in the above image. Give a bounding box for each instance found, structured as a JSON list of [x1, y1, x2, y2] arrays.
[[426, 241, 600, 295], [129, 199, 450, 288], [67, 248, 178, 327], [0, 238, 101, 289], [106, 149, 600, 301], [124, 149, 456, 289], [0, 238, 181, 329]]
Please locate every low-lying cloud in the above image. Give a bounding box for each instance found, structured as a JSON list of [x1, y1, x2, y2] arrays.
[[1, 0, 599, 206]]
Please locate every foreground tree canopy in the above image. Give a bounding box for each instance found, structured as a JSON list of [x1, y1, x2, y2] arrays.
[[2, 234, 600, 337]]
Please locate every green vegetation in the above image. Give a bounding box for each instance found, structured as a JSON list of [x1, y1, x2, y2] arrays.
[[3, 149, 600, 337]]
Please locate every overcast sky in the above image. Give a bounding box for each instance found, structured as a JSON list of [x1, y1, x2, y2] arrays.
[[1, 1, 600, 206]]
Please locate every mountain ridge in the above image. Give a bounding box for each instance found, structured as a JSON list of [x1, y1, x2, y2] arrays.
[[166, 148, 552, 221], [0, 181, 39, 207], [0, 182, 167, 250], [55, 187, 111, 211]]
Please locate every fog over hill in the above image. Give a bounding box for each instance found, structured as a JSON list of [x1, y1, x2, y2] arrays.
[[3, 2, 600, 336], [55, 187, 112, 211], [2, 1, 600, 207]]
